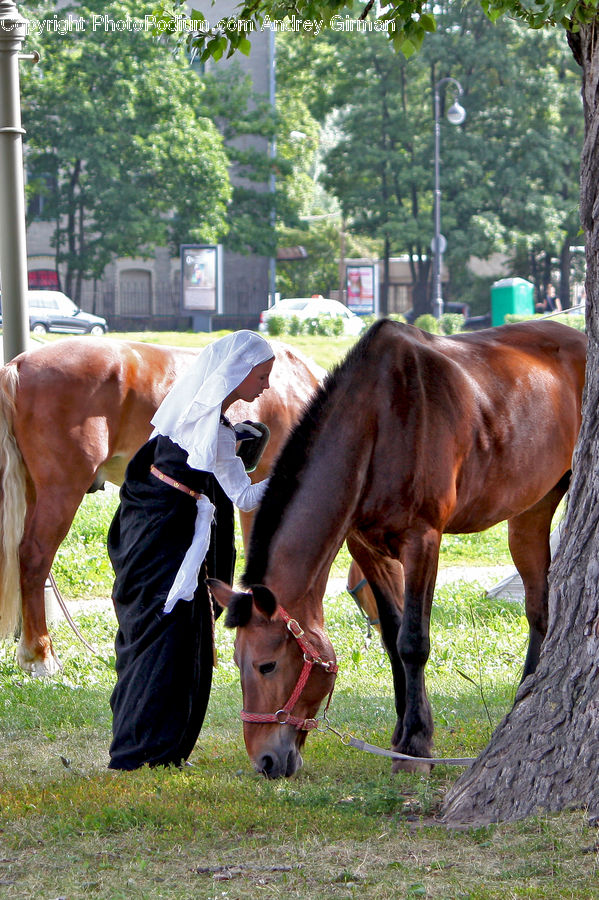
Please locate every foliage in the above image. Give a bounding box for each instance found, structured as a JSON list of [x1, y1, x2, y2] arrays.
[[264, 313, 287, 336], [194, 62, 310, 257], [265, 312, 348, 336], [158, 0, 599, 61], [504, 313, 586, 331], [1, 505, 593, 896], [159, 0, 439, 61], [21, 0, 231, 301], [440, 312, 465, 334], [52, 492, 119, 599], [414, 313, 440, 333], [269, 2, 583, 316], [276, 219, 378, 299], [450, 269, 497, 316]]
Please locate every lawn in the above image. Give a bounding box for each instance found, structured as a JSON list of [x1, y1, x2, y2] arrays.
[[0, 330, 592, 899], [1, 500, 588, 900]]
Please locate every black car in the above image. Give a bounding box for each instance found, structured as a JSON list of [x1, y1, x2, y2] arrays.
[[0, 290, 108, 335]]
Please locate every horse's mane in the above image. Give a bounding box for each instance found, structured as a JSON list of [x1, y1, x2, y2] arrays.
[[242, 319, 394, 587]]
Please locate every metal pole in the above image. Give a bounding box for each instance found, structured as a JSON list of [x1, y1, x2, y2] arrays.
[[432, 77, 465, 320], [338, 218, 346, 303], [0, 0, 29, 361], [433, 84, 443, 320], [267, 28, 276, 306]]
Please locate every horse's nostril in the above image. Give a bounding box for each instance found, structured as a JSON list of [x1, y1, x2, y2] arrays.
[[259, 754, 276, 777]]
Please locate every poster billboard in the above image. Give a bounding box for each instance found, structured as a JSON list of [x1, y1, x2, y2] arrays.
[[180, 245, 222, 313], [346, 264, 377, 315]]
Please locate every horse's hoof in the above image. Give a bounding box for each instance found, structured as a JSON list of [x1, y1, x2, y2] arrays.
[[16, 643, 62, 677], [391, 756, 433, 775]]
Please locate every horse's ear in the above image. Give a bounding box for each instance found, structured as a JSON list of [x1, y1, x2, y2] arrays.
[[251, 584, 278, 620], [205, 578, 235, 608], [205, 578, 253, 628]]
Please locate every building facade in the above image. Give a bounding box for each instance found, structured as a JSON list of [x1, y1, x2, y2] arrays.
[[25, 2, 273, 332]]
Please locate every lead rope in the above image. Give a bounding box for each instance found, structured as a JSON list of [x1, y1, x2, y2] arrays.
[[346, 577, 379, 643], [47, 571, 99, 657], [317, 715, 476, 767]]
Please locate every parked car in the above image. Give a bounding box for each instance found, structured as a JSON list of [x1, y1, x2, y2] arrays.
[[0, 290, 108, 336], [258, 296, 364, 336]]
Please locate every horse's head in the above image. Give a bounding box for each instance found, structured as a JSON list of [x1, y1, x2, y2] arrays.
[[207, 579, 337, 779]]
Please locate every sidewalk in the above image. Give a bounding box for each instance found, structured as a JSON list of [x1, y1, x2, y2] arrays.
[[50, 564, 517, 625]]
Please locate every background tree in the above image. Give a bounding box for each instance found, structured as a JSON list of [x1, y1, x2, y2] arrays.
[[321, 32, 433, 315], [273, 2, 582, 315], [422, 1, 583, 310], [276, 218, 378, 298], [22, 0, 231, 302], [173, 0, 599, 825], [195, 63, 279, 258]]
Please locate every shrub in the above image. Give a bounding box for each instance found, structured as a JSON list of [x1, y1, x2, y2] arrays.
[[331, 316, 345, 337], [288, 315, 303, 335], [305, 317, 320, 335], [266, 313, 356, 337], [504, 314, 541, 324], [315, 315, 337, 336], [554, 314, 586, 332], [360, 315, 377, 329], [265, 315, 287, 336], [414, 314, 440, 334], [504, 312, 586, 332], [440, 313, 465, 335]]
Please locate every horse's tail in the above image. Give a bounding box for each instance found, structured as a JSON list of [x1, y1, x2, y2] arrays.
[[0, 363, 27, 638]]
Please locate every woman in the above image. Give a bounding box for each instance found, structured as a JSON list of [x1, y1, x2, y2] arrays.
[[107, 330, 274, 770]]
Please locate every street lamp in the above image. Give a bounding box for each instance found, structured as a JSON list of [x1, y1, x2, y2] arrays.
[[0, 0, 31, 361], [432, 77, 466, 319], [267, 28, 277, 307]]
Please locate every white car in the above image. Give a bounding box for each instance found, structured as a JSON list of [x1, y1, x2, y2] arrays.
[[258, 296, 364, 336]]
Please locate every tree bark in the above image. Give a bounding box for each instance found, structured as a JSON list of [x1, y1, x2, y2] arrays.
[[442, 20, 599, 826]]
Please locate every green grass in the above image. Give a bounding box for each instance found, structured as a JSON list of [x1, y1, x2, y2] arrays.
[[34, 327, 357, 372], [2, 494, 591, 899], [0, 332, 587, 898], [1, 564, 596, 899]]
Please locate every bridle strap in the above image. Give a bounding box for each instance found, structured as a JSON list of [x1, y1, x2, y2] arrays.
[[240, 604, 338, 731]]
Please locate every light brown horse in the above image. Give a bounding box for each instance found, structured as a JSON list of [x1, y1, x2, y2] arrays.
[[0, 336, 323, 676], [208, 319, 587, 778]]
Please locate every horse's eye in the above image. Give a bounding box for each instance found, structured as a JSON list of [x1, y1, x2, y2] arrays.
[[259, 661, 277, 676]]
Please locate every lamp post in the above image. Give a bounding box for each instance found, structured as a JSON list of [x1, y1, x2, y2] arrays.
[[267, 27, 276, 307], [0, 0, 30, 361], [432, 77, 466, 319]]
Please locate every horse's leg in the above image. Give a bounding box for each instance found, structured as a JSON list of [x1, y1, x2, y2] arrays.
[[392, 526, 442, 772], [238, 509, 253, 553], [346, 560, 381, 633], [17, 484, 91, 676], [507, 473, 570, 681], [346, 536, 407, 754]]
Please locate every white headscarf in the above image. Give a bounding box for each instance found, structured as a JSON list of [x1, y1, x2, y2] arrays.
[[151, 330, 274, 472]]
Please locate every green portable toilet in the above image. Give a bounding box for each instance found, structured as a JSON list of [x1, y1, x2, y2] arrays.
[[490, 277, 534, 326]]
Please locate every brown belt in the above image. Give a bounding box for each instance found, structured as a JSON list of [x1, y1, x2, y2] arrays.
[[150, 465, 204, 500]]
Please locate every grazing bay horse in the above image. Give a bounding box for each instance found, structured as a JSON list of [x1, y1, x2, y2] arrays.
[[208, 319, 587, 778], [0, 337, 323, 676]]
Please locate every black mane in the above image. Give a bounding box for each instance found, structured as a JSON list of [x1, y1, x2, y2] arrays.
[[242, 319, 394, 587]]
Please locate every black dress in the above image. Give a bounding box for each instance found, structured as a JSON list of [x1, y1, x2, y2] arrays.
[[107, 434, 235, 770]]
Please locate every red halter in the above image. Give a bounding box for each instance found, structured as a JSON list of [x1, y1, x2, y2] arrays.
[[240, 605, 339, 732]]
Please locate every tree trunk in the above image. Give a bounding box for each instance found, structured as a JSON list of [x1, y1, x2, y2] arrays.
[[380, 234, 390, 317], [442, 21, 599, 826]]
